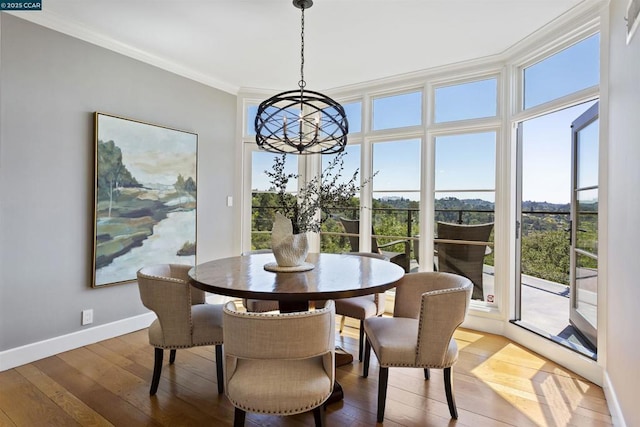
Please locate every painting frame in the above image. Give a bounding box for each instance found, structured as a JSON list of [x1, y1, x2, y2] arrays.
[[627, 0, 640, 45], [92, 112, 198, 287]]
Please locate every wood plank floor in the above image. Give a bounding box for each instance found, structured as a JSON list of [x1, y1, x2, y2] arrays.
[[0, 323, 612, 426]]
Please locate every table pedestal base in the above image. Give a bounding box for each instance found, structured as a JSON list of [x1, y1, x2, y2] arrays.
[[279, 300, 314, 313], [335, 346, 353, 367]]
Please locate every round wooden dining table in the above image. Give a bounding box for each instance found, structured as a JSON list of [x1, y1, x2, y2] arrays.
[[188, 252, 405, 313], [188, 252, 405, 405]]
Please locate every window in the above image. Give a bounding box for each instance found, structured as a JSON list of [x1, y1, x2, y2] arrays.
[[246, 104, 258, 136], [523, 34, 600, 109], [372, 139, 421, 266], [320, 145, 362, 253], [372, 91, 422, 130], [250, 152, 298, 250], [435, 132, 496, 195], [434, 78, 498, 123], [343, 101, 362, 134], [434, 132, 496, 303], [434, 132, 496, 224], [373, 139, 421, 197]]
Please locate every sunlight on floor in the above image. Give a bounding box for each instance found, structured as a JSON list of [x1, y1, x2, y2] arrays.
[[461, 330, 606, 427]]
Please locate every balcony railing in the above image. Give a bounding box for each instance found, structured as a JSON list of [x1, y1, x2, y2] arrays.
[[251, 204, 583, 286], [251, 205, 496, 255]]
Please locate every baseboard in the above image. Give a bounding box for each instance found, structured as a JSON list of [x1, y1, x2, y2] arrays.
[[604, 371, 627, 427], [0, 298, 231, 372], [0, 312, 155, 372]]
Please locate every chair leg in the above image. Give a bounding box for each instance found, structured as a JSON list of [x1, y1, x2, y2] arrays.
[[169, 349, 176, 364], [215, 344, 224, 394], [377, 367, 389, 423], [444, 367, 458, 419], [312, 406, 326, 426], [150, 348, 163, 395], [339, 315, 345, 333], [233, 407, 246, 427], [424, 368, 430, 380], [358, 320, 365, 362], [363, 338, 371, 378]]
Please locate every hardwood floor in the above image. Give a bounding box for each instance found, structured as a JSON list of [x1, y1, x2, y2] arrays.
[[0, 323, 612, 426]]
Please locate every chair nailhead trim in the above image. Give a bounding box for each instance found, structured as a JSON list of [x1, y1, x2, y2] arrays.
[[152, 341, 223, 349], [380, 363, 452, 369], [137, 272, 185, 283], [227, 392, 331, 415], [415, 286, 467, 359], [224, 307, 332, 319]]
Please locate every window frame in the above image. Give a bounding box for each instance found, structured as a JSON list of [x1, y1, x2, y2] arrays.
[[369, 87, 425, 133], [238, 22, 599, 321], [431, 75, 501, 125], [514, 29, 601, 117]]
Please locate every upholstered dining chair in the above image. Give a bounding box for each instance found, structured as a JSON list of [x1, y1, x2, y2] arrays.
[[340, 217, 411, 273], [334, 252, 389, 362], [223, 300, 336, 427], [362, 272, 473, 422], [136, 264, 224, 395]]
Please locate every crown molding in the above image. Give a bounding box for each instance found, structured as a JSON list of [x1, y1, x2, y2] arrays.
[[502, 0, 605, 65], [7, 10, 240, 95]]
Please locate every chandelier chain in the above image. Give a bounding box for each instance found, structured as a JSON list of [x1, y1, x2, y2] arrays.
[[299, 8, 306, 90]]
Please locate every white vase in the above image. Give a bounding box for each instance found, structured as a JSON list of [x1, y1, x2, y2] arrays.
[[271, 212, 309, 267]]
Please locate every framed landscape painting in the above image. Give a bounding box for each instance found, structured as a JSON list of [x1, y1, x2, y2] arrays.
[[92, 112, 198, 287]]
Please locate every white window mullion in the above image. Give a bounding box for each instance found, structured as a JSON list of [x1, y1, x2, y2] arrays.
[[358, 94, 373, 252], [422, 132, 435, 272], [360, 138, 373, 253], [304, 154, 321, 252]]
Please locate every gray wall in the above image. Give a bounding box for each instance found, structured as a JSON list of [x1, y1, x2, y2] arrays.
[[0, 15, 237, 350], [606, 0, 640, 425]]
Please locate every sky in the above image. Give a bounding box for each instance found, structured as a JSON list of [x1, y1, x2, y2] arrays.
[[250, 33, 599, 206], [522, 100, 598, 204]]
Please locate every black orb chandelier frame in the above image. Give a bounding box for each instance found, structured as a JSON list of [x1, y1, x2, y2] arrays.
[[254, 0, 348, 155]]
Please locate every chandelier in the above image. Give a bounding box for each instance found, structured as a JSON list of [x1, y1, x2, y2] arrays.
[[254, 0, 348, 155]]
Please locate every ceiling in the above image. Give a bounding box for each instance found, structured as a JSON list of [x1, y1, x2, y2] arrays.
[[15, 0, 593, 94]]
